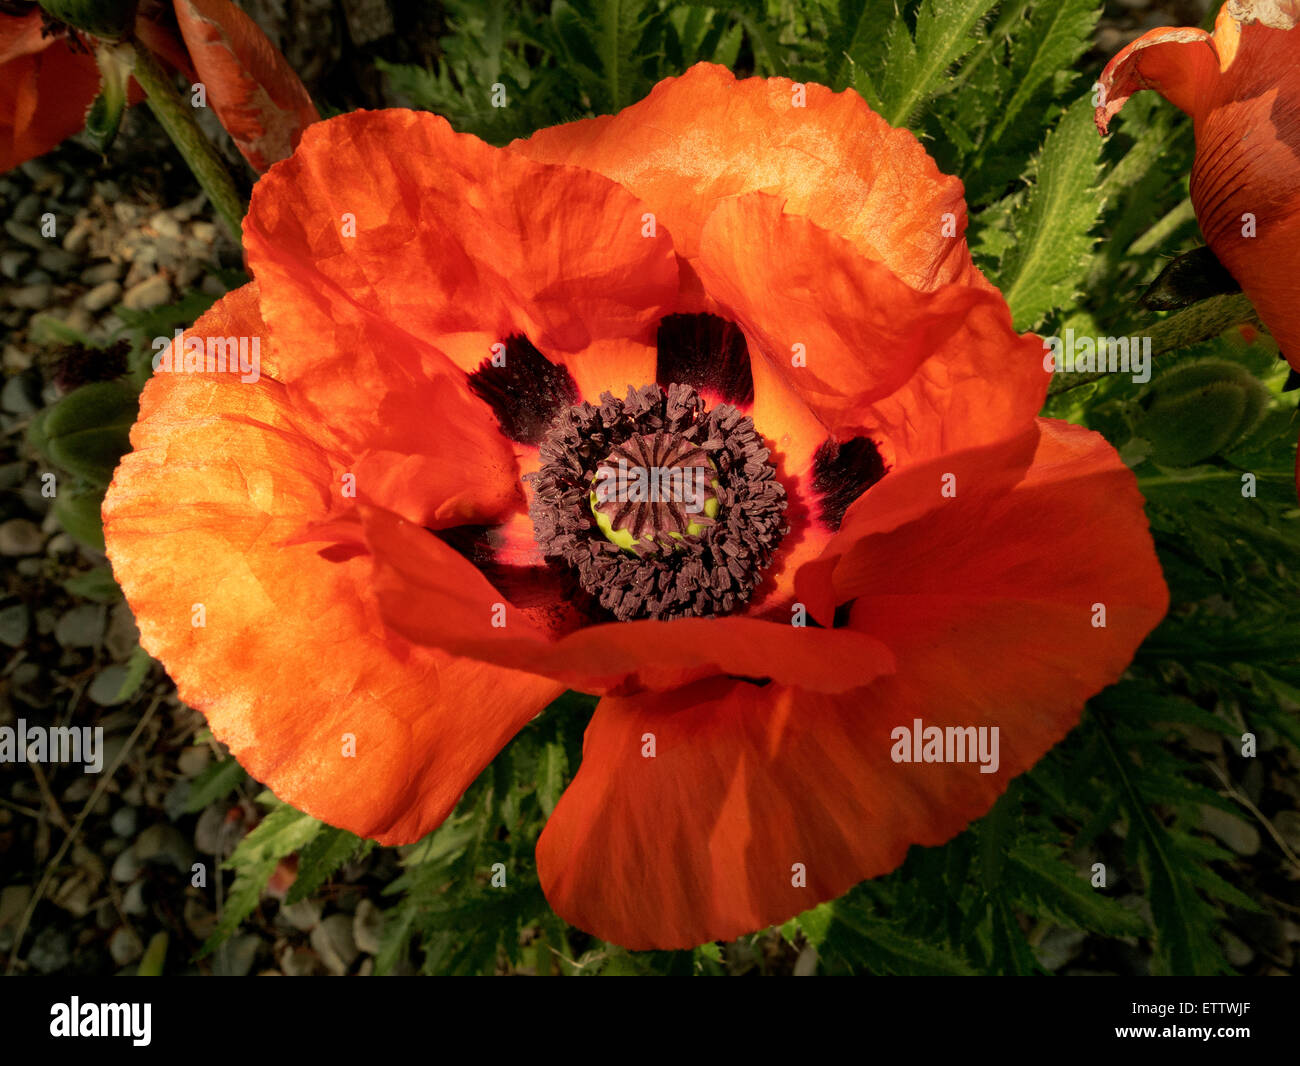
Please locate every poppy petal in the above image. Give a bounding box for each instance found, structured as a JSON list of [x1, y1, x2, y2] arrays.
[[242, 108, 679, 420], [511, 62, 980, 292], [103, 285, 563, 844], [1097, 7, 1300, 365], [537, 421, 1167, 949], [172, 0, 320, 172], [0, 14, 101, 172], [695, 193, 1047, 452], [362, 502, 895, 696]]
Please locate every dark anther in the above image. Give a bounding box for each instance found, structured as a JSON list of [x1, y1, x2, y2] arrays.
[[467, 335, 579, 445], [812, 437, 888, 531], [656, 313, 754, 407]]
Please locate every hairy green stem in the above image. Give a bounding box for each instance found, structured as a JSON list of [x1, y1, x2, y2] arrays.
[[1047, 293, 1261, 396], [129, 44, 245, 244]]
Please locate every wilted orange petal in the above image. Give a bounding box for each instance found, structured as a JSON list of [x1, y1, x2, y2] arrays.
[[172, 0, 319, 172]]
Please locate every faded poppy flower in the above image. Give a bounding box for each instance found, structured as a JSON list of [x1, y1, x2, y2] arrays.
[[1095, 0, 1300, 367], [103, 64, 1168, 949], [0, 0, 316, 173]]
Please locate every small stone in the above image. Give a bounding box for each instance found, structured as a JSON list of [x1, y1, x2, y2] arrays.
[[111, 848, 142, 883], [0, 603, 29, 646], [93, 179, 121, 203], [310, 914, 359, 976], [279, 898, 322, 933], [214, 933, 260, 977], [1199, 805, 1260, 856], [279, 946, 325, 977], [134, 823, 196, 873], [3, 219, 46, 251], [178, 745, 211, 777], [6, 283, 53, 309], [109, 926, 143, 966], [54, 603, 105, 648], [191, 221, 218, 244], [150, 211, 182, 239], [80, 261, 123, 285], [45, 532, 75, 556], [122, 881, 148, 917], [0, 519, 44, 556], [62, 219, 93, 255], [89, 666, 129, 706], [13, 193, 40, 225], [0, 250, 29, 280], [37, 247, 77, 275], [27, 927, 71, 974], [122, 274, 171, 310], [81, 280, 122, 312], [353, 899, 383, 955], [111, 806, 139, 838], [1, 373, 39, 414]]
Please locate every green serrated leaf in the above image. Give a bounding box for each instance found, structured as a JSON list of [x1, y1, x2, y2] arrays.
[[999, 96, 1104, 328], [285, 827, 371, 905], [183, 756, 247, 814]]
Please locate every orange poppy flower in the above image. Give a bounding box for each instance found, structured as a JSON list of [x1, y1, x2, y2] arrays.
[[103, 64, 1169, 949], [0, 0, 316, 174], [1095, 0, 1300, 368]]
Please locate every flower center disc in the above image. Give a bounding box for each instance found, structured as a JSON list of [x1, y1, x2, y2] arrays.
[[528, 383, 787, 622], [590, 432, 719, 553]]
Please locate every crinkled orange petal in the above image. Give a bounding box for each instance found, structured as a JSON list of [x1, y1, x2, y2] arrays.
[[1098, 6, 1300, 365], [537, 421, 1167, 949], [0, 14, 100, 172], [511, 62, 981, 293], [172, 0, 319, 172], [103, 285, 563, 844], [241, 109, 679, 499], [696, 193, 1048, 457], [362, 502, 894, 696]]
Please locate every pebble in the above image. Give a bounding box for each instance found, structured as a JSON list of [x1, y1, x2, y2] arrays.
[[3, 219, 47, 251], [122, 881, 148, 917], [54, 604, 105, 648], [0, 518, 44, 556], [150, 211, 182, 239], [6, 283, 53, 309], [178, 745, 211, 777], [122, 273, 171, 310], [134, 822, 195, 872], [109, 927, 144, 966], [111, 848, 142, 883], [82, 280, 122, 312], [353, 899, 383, 955], [111, 806, 139, 838], [1, 373, 39, 414], [279, 898, 322, 933], [310, 914, 359, 976], [191, 221, 217, 244], [62, 219, 93, 255], [0, 250, 29, 280], [13, 193, 40, 225], [37, 247, 77, 274], [1199, 805, 1260, 856], [80, 260, 123, 285]]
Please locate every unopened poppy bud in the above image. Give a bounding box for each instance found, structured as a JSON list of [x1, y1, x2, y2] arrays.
[[1136, 358, 1269, 466]]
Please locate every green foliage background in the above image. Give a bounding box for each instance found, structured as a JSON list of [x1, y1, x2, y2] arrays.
[[32, 0, 1300, 974]]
